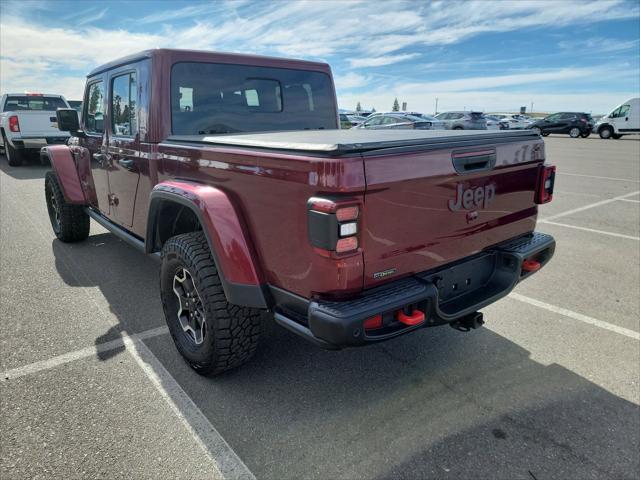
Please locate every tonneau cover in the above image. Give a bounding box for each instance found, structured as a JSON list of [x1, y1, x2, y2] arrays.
[[166, 129, 539, 156]]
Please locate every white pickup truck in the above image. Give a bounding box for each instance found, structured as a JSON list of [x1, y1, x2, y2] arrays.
[[0, 93, 71, 166]]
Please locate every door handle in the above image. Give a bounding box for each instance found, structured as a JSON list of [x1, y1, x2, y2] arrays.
[[118, 158, 136, 171]]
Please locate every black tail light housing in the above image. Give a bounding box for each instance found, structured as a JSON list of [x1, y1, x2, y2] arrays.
[[535, 164, 556, 204]]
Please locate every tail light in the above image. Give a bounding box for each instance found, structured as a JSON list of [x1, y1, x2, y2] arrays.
[[308, 197, 360, 256], [535, 164, 556, 204], [8, 115, 20, 132]]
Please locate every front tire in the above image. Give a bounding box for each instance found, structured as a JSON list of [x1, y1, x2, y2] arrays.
[[569, 127, 581, 138], [531, 126, 542, 136], [581, 132, 591, 138], [160, 231, 263, 376], [3, 133, 22, 166], [599, 126, 613, 139], [44, 172, 90, 242]]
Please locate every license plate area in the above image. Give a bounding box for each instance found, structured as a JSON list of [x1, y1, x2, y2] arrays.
[[419, 253, 497, 303]]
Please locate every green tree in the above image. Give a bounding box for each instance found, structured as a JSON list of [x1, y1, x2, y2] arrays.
[[356, 101, 362, 112], [89, 84, 102, 114], [371, 107, 376, 113], [392, 98, 400, 112]]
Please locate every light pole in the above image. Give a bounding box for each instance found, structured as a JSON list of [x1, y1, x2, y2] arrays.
[[435, 97, 438, 115]]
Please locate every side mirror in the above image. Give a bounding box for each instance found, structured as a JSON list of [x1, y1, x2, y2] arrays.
[[56, 108, 81, 136]]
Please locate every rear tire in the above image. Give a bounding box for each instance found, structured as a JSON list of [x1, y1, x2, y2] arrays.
[[3, 133, 22, 166], [452, 126, 463, 130], [569, 127, 581, 138], [531, 126, 541, 135], [160, 231, 263, 376], [612, 133, 622, 139], [581, 132, 591, 138], [44, 171, 90, 242]]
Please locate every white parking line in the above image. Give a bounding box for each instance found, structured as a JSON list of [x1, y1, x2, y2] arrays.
[[7, 196, 256, 480], [541, 190, 640, 222], [540, 220, 640, 241], [556, 172, 640, 183], [1, 326, 169, 380], [509, 293, 640, 341], [617, 198, 640, 204]]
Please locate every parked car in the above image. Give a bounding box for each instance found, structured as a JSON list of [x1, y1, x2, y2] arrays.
[[485, 115, 509, 130], [434, 111, 487, 130], [0, 93, 71, 166], [43, 48, 555, 375], [492, 114, 529, 129], [354, 112, 444, 130], [339, 114, 365, 129], [593, 97, 640, 139], [528, 112, 594, 138]]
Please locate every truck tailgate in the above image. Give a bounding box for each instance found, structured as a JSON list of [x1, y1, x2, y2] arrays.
[[362, 136, 545, 288], [13, 111, 64, 137]]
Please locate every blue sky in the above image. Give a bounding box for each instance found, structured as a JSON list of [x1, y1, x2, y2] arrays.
[[1, 0, 639, 114]]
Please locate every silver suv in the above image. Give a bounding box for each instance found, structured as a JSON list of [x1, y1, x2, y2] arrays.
[[434, 111, 487, 130]]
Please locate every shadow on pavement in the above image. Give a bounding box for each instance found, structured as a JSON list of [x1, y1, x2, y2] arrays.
[[0, 154, 49, 180], [51, 231, 640, 480]]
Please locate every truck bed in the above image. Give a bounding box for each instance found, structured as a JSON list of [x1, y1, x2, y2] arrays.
[[166, 129, 539, 156]]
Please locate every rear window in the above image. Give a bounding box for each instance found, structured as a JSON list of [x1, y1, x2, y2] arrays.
[[3, 95, 67, 112], [470, 112, 485, 119], [171, 62, 337, 135]]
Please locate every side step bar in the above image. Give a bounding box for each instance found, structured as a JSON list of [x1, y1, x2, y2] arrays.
[[84, 207, 161, 261]]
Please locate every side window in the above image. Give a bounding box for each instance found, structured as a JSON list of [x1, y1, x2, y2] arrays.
[[365, 116, 383, 127], [452, 113, 464, 120], [546, 114, 560, 122], [382, 116, 398, 125], [614, 105, 630, 118], [111, 72, 137, 136], [84, 81, 105, 134]]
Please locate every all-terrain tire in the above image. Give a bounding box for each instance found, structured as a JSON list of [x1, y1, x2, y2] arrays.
[[44, 171, 90, 242], [3, 133, 22, 166], [160, 231, 263, 375]]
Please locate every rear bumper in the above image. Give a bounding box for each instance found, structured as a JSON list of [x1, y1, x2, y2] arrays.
[[274, 232, 555, 349], [10, 136, 69, 150]]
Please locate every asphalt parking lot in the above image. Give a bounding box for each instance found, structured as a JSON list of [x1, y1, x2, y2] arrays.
[[1, 135, 639, 480]]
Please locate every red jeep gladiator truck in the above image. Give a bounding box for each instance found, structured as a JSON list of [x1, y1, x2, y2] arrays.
[[44, 49, 556, 375]]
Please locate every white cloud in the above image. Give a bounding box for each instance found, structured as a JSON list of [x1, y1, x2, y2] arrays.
[[333, 72, 370, 90], [349, 54, 420, 68]]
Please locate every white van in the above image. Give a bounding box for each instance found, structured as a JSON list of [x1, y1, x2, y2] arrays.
[[594, 97, 640, 139]]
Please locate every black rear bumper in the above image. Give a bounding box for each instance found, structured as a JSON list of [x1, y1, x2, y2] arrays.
[[274, 232, 555, 349]]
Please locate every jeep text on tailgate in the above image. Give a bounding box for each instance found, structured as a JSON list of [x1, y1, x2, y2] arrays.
[[43, 49, 556, 375]]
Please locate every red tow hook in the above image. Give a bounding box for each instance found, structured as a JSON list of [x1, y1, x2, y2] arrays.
[[522, 259, 541, 272], [396, 309, 426, 326]]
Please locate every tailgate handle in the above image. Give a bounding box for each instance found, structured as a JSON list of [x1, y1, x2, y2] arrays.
[[452, 149, 496, 174]]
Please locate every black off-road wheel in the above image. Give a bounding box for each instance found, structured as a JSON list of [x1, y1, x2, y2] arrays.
[[160, 231, 263, 376], [44, 171, 90, 242]]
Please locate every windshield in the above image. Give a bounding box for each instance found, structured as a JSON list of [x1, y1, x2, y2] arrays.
[[171, 62, 337, 135], [3, 95, 67, 112]]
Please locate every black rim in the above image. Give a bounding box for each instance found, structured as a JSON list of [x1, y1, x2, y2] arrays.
[[46, 184, 61, 233], [172, 267, 206, 345]]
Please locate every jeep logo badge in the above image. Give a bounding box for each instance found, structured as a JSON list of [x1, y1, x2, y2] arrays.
[[449, 183, 496, 211]]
